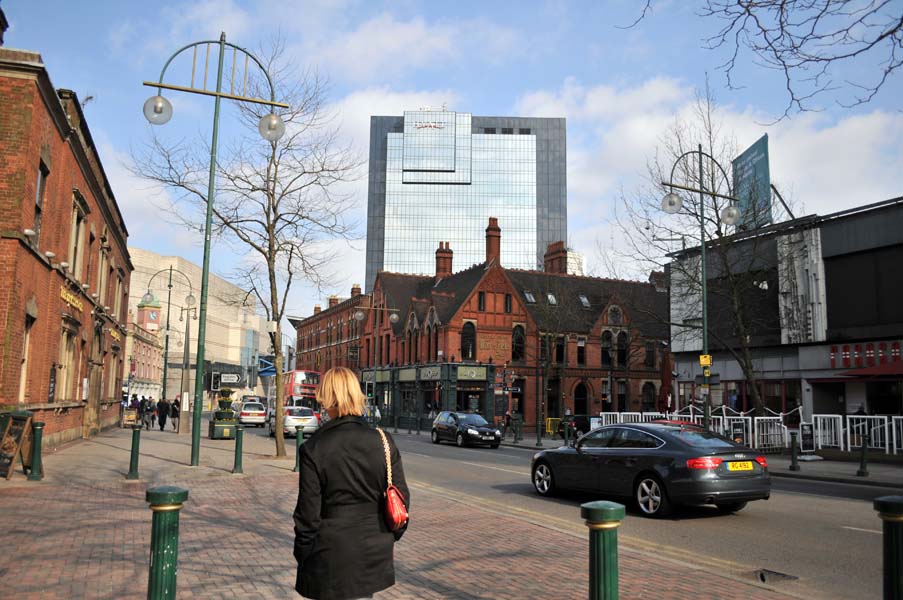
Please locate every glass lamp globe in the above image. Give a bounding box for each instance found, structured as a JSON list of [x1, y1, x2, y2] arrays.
[[143, 95, 173, 125], [141, 290, 155, 304], [388, 312, 400, 324], [721, 205, 741, 226], [354, 309, 366, 322], [185, 293, 196, 307], [258, 113, 286, 142], [661, 192, 683, 214]]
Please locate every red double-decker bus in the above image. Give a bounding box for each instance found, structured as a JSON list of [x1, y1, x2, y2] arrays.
[[283, 370, 321, 409]]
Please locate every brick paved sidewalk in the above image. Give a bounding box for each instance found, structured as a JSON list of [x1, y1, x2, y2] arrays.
[[1, 469, 802, 599]]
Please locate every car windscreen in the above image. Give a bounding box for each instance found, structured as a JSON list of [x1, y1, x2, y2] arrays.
[[286, 407, 314, 417], [242, 403, 264, 411], [457, 414, 489, 426], [671, 429, 737, 449]]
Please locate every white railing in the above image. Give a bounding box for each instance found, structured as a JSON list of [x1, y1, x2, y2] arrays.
[[893, 417, 903, 455], [847, 415, 889, 453], [754, 416, 788, 453], [813, 415, 845, 451], [618, 412, 643, 423], [599, 412, 619, 426], [639, 412, 666, 422]]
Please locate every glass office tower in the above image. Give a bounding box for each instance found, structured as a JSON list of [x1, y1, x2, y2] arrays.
[[365, 110, 566, 291]]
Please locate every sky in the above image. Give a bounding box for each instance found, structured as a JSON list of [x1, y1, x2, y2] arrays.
[[5, 0, 902, 329]]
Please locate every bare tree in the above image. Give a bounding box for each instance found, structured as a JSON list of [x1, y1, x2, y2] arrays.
[[609, 86, 803, 415], [131, 43, 362, 456], [624, 1, 903, 118]]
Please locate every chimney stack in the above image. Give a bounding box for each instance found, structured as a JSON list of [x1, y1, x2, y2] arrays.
[[350, 283, 362, 297], [328, 295, 339, 308], [485, 217, 501, 265], [543, 241, 568, 274], [313, 304, 321, 315], [435, 241, 453, 278]]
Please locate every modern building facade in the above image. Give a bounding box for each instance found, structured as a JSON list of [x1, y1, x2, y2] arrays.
[[365, 110, 567, 291], [0, 43, 132, 447]]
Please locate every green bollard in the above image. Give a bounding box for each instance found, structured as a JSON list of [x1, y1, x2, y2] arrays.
[[564, 420, 571, 447], [582, 500, 625, 600], [127, 425, 142, 480], [857, 430, 870, 477], [232, 425, 244, 474], [146, 486, 188, 600], [27, 421, 45, 481], [292, 426, 304, 473], [789, 431, 800, 472], [874, 496, 903, 600]]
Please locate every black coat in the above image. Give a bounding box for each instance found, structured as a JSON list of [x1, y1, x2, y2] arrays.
[[293, 416, 410, 600]]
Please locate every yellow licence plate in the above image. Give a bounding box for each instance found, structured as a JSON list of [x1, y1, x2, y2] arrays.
[[727, 461, 753, 471]]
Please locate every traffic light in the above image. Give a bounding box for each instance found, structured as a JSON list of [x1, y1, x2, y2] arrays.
[[211, 372, 221, 391], [365, 381, 374, 400]]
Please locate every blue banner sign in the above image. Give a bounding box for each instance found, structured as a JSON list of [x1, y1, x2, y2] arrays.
[[732, 134, 771, 228]]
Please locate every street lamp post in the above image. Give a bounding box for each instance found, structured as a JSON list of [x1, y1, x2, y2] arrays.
[[143, 33, 287, 466], [661, 144, 741, 431], [141, 266, 194, 404]]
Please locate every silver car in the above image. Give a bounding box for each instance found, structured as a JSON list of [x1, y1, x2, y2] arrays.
[[238, 402, 267, 427], [269, 406, 320, 438]]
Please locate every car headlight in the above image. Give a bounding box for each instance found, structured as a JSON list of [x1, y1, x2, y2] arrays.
[[494, 429, 501, 436], [467, 428, 479, 436]]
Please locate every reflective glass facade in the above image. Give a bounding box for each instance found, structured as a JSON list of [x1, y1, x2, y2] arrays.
[[366, 111, 566, 291]]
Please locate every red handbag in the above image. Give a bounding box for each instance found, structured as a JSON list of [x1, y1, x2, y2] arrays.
[[376, 428, 408, 531]]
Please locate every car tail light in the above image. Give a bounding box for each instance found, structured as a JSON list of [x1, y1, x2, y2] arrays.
[[755, 456, 768, 468], [316, 413, 321, 423], [686, 456, 723, 469], [240, 412, 249, 417]]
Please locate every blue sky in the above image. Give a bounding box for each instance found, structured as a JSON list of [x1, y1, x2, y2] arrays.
[[6, 0, 902, 320]]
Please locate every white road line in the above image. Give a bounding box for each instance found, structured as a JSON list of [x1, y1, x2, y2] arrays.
[[842, 526, 882, 534], [405, 452, 434, 459], [460, 461, 529, 475]]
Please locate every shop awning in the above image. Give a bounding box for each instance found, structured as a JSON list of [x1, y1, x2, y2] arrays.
[[839, 361, 903, 380]]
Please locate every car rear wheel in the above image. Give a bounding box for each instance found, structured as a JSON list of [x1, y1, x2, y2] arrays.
[[431, 429, 440, 444], [716, 501, 747, 513], [490, 443, 500, 449], [635, 474, 672, 517], [456, 432, 465, 447], [532, 462, 555, 496]]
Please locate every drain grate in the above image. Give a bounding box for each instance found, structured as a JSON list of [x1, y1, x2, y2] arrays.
[[752, 569, 798, 584]]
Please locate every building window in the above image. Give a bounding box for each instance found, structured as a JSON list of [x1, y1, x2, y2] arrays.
[[478, 291, 486, 312], [547, 293, 557, 305], [609, 306, 622, 325], [504, 293, 512, 313], [18, 316, 36, 404], [617, 380, 627, 412], [501, 127, 513, 134], [68, 201, 87, 280], [483, 127, 496, 134], [461, 322, 476, 360], [645, 342, 655, 367], [577, 338, 586, 366], [601, 331, 612, 367], [555, 336, 565, 363], [523, 290, 536, 303], [33, 162, 49, 247], [511, 326, 525, 361], [579, 294, 590, 308], [617, 331, 628, 367], [642, 382, 656, 412], [519, 128, 531, 134]]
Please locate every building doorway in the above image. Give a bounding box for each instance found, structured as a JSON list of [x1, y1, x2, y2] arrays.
[[574, 383, 588, 415]]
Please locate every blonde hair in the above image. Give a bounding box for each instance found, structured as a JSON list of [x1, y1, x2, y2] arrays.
[[316, 367, 366, 417]]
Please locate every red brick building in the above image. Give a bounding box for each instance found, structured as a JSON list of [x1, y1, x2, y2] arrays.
[[0, 44, 132, 447], [291, 284, 370, 374], [357, 218, 670, 433]]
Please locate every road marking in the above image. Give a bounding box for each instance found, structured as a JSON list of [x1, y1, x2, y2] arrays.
[[405, 452, 434, 459], [842, 526, 882, 534], [460, 461, 529, 476]]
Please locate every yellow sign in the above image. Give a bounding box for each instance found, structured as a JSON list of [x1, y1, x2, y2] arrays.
[[109, 329, 121, 342], [703, 367, 711, 377], [699, 354, 712, 367], [60, 287, 84, 311]]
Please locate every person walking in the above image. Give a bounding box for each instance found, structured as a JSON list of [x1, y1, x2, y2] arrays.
[[149, 398, 157, 429], [141, 397, 153, 430], [158, 399, 170, 431], [294, 367, 409, 600], [170, 400, 180, 431]]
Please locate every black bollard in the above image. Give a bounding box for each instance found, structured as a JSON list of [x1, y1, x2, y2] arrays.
[[232, 425, 244, 474], [789, 431, 800, 471], [857, 430, 870, 477], [874, 496, 903, 600], [127, 424, 142, 480], [27, 421, 45, 481]]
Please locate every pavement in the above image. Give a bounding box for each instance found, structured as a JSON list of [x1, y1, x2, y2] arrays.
[[0, 421, 896, 599]]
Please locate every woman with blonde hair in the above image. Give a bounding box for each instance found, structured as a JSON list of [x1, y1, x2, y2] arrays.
[[293, 367, 410, 600]]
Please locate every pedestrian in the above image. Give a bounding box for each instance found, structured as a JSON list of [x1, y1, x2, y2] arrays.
[[149, 398, 157, 429], [294, 367, 409, 600], [171, 400, 180, 431], [141, 396, 152, 430], [374, 404, 381, 421], [158, 399, 169, 431]]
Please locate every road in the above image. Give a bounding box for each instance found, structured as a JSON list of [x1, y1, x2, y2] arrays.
[[244, 424, 890, 599]]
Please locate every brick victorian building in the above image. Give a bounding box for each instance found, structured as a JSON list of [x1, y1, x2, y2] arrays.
[[0, 34, 132, 447], [294, 218, 670, 434], [291, 284, 370, 374]]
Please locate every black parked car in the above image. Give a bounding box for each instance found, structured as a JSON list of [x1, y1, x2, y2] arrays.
[[431, 411, 501, 448], [557, 415, 592, 439], [531, 423, 770, 518]]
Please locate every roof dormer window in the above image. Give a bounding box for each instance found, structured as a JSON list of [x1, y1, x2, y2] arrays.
[[523, 290, 536, 303], [579, 294, 590, 308], [547, 293, 557, 305]]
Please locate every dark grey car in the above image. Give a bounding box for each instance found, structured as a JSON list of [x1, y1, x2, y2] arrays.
[[431, 411, 501, 448], [531, 423, 771, 517]]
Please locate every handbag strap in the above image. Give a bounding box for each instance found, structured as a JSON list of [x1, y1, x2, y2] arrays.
[[376, 427, 393, 487]]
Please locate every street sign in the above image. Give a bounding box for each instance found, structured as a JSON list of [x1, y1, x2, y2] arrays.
[[699, 354, 712, 367], [694, 373, 720, 385], [221, 373, 240, 385], [729, 420, 747, 446], [503, 387, 521, 393], [799, 422, 815, 453]]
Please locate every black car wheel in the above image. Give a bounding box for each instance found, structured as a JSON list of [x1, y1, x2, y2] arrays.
[[716, 501, 748, 514], [490, 443, 500, 449], [456, 432, 465, 447], [431, 429, 440, 444], [635, 474, 672, 517], [532, 461, 555, 496]]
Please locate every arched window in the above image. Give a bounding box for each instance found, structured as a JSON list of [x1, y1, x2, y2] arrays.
[[601, 331, 612, 367], [426, 325, 432, 362], [511, 326, 526, 361], [461, 322, 476, 360], [609, 306, 622, 326], [641, 382, 656, 412], [617, 331, 628, 367], [433, 327, 439, 361]]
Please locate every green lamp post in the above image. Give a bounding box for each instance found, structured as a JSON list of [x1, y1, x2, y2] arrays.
[[661, 144, 741, 431], [143, 33, 288, 466]]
